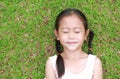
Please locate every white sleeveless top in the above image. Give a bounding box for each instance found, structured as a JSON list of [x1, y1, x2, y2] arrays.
[[49, 54, 96, 79]]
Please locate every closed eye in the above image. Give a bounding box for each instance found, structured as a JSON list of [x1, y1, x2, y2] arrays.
[[63, 31, 69, 33], [75, 31, 80, 33]]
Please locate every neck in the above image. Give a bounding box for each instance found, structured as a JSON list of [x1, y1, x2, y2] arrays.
[[61, 49, 86, 60]]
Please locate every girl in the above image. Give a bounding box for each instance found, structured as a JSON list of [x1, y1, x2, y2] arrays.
[[45, 8, 103, 79]]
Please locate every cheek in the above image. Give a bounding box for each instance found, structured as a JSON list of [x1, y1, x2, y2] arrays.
[[77, 33, 85, 38], [59, 34, 67, 41], [77, 34, 86, 42], [58, 34, 68, 44]]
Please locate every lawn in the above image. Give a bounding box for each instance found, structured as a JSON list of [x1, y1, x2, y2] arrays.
[[0, 0, 120, 79]]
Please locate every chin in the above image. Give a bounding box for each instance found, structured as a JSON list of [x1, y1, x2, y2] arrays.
[[66, 47, 79, 51]]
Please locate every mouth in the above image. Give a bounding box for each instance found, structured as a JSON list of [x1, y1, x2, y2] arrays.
[[66, 42, 78, 45]]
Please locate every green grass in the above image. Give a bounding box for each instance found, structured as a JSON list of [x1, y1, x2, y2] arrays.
[[0, 0, 120, 79]]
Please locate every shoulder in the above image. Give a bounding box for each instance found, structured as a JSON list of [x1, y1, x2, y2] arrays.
[[90, 54, 102, 69], [46, 55, 57, 69], [49, 55, 57, 60], [45, 55, 58, 79], [89, 54, 96, 58], [94, 57, 102, 66], [46, 55, 57, 67], [92, 55, 103, 79], [89, 54, 101, 63], [89, 54, 102, 70]]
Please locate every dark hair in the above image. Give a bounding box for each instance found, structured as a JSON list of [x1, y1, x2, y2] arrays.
[[55, 8, 94, 78]]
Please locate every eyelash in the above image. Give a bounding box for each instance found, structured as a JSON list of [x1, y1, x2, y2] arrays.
[[75, 31, 80, 33], [63, 31, 68, 33], [63, 31, 80, 33]]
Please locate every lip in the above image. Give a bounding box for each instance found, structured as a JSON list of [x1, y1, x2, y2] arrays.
[[66, 42, 78, 44]]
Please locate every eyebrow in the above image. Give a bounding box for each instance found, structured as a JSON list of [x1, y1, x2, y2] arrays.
[[61, 27, 82, 30], [74, 27, 82, 29], [61, 27, 69, 30]]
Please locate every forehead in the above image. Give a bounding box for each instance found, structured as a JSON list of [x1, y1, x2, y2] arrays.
[[59, 14, 84, 29]]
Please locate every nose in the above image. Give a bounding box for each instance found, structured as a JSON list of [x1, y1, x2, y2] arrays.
[[69, 32, 75, 39]]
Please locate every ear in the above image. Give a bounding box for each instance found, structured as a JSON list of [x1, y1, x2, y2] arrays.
[[85, 29, 89, 40], [54, 30, 59, 40]]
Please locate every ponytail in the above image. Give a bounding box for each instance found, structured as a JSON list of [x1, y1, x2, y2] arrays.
[[55, 39, 65, 78], [55, 39, 63, 53], [88, 30, 94, 54], [56, 54, 65, 78]]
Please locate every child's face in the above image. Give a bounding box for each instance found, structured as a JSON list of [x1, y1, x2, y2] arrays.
[[55, 14, 89, 52]]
